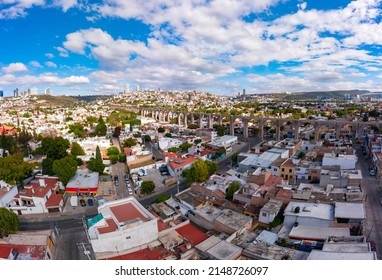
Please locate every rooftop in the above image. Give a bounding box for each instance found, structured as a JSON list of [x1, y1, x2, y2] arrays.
[[284, 202, 334, 221], [334, 202, 366, 220]]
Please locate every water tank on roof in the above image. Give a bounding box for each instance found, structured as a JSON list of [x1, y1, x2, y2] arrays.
[[294, 206, 300, 213]]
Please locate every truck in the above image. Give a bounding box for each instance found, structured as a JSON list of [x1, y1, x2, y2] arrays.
[[70, 196, 78, 207]]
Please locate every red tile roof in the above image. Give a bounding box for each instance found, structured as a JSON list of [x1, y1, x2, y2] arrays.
[[175, 223, 209, 245], [0, 247, 13, 259], [168, 155, 198, 170], [45, 192, 63, 208], [104, 246, 172, 260], [0, 244, 46, 259], [97, 218, 118, 234], [110, 202, 149, 223]]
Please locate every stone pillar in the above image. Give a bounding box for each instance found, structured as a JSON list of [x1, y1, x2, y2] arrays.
[[191, 113, 194, 125], [218, 115, 223, 126], [258, 119, 264, 141], [243, 119, 249, 139], [294, 120, 300, 140], [199, 113, 203, 129], [276, 120, 281, 141], [230, 116, 235, 136], [335, 122, 341, 140], [314, 122, 320, 141], [177, 113, 181, 126], [208, 114, 213, 129], [141, 110, 145, 117], [184, 112, 188, 127]]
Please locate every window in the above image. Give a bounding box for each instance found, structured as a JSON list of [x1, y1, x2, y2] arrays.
[[274, 168, 277, 171], [262, 212, 267, 217], [282, 168, 285, 172], [289, 169, 292, 173]]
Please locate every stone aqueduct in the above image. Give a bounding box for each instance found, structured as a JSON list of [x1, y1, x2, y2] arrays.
[[118, 106, 381, 142]]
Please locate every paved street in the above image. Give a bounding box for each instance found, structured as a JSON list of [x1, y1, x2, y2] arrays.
[[111, 136, 129, 199], [355, 147, 382, 258]]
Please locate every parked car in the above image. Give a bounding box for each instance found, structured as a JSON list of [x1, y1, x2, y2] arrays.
[[87, 199, 94, 206], [80, 199, 86, 207], [369, 169, 376, 176]]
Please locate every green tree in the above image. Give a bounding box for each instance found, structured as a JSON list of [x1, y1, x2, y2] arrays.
[[179, 142, 192, 152], [71, 142, 85, 157], [226, 181, 241, 201], [213, 124, 226, 136], [123, 138, 137, 147], [109, 154, 118, 164], [168, 147, 178, 153], [194, 138, 202, 144], [183, 159, 209, 184], [188, 124, 198, 129], [164, 133, 172, 138], [87, 146, 105, 174], [52, 156, 77, 186], [144, 135, 151, 142], [118, 152, 126, 162], [40, 137, 70, 160], [156, 194, 171, 203], [231, 152, 239, 166], [95, 116, 107, 136], [42, 157, 55, 176], [0, 134, 17, 154], [68, 123, 86, 138], [158, 127, 165, 133], [205, 160, 218, 176], [0, 153, 33, 185], [0, 208, 19, 236], [141, 180, 155, 195], [107, 147, 119, 156]]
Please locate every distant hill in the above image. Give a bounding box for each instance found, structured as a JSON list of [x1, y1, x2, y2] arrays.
[[33, 95, 81, 107], [266, 90, 370, 101], [70, 95, 113, 102]]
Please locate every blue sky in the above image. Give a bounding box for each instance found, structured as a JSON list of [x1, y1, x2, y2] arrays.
[[0, 0, 382, 96]]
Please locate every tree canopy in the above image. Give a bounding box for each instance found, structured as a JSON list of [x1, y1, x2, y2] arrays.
[[0, 153, 33, 185], [39, 136, 70, 160], [140, 180, 155, 195], [52, 156, 77, 186], [182, 159, 217, 185], [95, 116, 107, 136], [226, 181, 241, 201], [123, 138, 137, 147], [71, 142, 85, 157], [0, 208, 19, 236], [107, 147, 119, 156], [87, 146, 105, 174]]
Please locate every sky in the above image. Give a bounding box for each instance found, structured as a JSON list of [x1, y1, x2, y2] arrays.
[[0, 0, 382, 96]]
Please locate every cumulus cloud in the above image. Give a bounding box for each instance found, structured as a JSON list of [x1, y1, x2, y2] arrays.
[[29, 61, 43, 68], [45, 53, 54, 59], [1, 62, 28, 73], [45, 61, 57, 68], [0, 72, 89, 86]]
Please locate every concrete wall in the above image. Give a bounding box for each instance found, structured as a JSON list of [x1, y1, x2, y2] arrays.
[[91, 219, 158, 253]]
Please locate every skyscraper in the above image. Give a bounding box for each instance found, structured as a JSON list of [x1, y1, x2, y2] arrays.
[[14, 88, 18, 97], [136, 84, 140, 91], [243, 89, 246, 95], [44, 88, 52, 95], [124, 83, 129, 94], [0, 90, 3, 98]]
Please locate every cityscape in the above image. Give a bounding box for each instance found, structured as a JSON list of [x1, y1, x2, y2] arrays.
[[1, 0, 382, 263]]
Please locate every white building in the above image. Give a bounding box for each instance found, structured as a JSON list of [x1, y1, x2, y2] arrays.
[[283, 202, 334, 228], [322, 152, 357, 170], [158, 137, 183, 151], [124, 83, 129, 94], [0, 181, 18, 207], [259, 199, 283, 225], [87, 197, 158, 258], [210, 135, 237, 148]]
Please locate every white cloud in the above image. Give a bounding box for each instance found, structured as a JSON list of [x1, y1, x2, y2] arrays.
[[29, 61, 43, 68], [0, 72, 90, 86], [53, 0, 77, 12], [1, 62, 28, 73], [45, 61, 57, 68], [45, 53, 54, 59], [298, 2, 307, 11], [0, 0, 45, 19], [55, 46, 69, 57]]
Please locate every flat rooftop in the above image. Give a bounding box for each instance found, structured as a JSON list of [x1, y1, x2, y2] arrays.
[[284, 202, 334, 221], [307, 250, 377, 260], [334, 202, 365, 219]]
